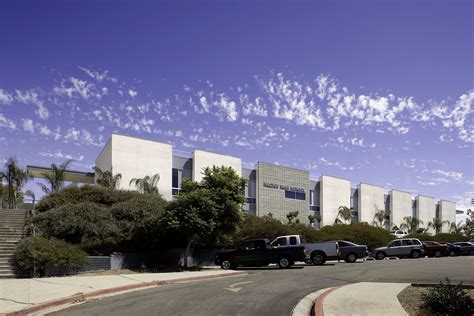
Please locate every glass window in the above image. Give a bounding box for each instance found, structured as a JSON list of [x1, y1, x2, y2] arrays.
[[289, 236, 297, 245], [172, 168, 182, 189], [412, 240, 421, 245], [295, 192, 306, 200], [310, 190, 315, 206], [389, 240, 401, 247], [272, 237, 287, 247], [402, 240, 413, 246], [285, 191, 296, 199], [240, 241, 256, 250]]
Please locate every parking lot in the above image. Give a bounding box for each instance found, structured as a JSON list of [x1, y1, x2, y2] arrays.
[[50, 256, 473, 316]]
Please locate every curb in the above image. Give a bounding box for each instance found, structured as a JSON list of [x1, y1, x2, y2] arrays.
[[2, 271, 248, 316], [412, 282, 474, 289], [313, 285, 346, 316]]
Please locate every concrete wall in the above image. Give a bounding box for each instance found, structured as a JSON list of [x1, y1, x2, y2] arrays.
[[357, 183, 385, 225], [390, 190, 412, 229], [416, 195, 436, 234], [97, 134, 173, 200], [95, 137, 113, 182], [439, 200, 456, 233], [320, 175, 351, 227], [192, 150, 242, 182], [256, 162, 310, 224]]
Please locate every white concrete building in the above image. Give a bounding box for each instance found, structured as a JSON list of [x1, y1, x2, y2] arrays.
[[438, 200, 456, 233], [357, 183, 385, 225], [389, 190, 413, 229], [192, 150, 242, 182], [416, 195, 436, 234], [319, 175, 351, 227]]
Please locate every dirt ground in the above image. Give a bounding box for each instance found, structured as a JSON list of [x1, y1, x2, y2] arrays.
[[398, 286, 474, 316]]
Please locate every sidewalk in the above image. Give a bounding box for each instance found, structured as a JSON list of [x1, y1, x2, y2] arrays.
[[293, 282, 410, 316], [0, 270, 247, 315]]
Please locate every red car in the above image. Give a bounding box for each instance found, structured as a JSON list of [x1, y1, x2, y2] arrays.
[[422, 241, 449, 257]]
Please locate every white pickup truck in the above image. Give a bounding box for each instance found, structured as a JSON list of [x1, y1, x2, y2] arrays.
[[270, 235, 339, 265]]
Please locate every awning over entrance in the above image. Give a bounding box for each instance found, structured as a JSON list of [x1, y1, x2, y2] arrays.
[[26, 165, 95, 184]]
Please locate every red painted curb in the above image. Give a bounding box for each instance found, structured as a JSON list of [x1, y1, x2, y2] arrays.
[[3, 271, 248, 316], [313, 285, 346, 316]]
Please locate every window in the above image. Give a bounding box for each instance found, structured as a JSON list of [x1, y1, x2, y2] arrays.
[[246, 197, 256, 204], [240, 241, 256, 251], [310, 190, 315, 206], [402, 240, 413, 246], [289, 236, 297, 245], [172, 168, 183, 195], [285, 191, 306, 200], [272, 237, 287, 247], [389, 240, 401, 247], [412, 239, 421, 245]]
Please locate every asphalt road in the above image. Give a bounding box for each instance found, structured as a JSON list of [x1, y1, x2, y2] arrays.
[[50, 256, 473, 316]]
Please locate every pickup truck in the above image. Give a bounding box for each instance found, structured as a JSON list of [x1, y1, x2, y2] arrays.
[[215, 239, 306, 269], [270, 235, 339, 265]]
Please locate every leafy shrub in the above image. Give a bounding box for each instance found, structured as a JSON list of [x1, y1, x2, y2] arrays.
[[318, 223, 393, 250], [33, 202, 119, 253], [14, 237, 88, 276], [421, 278, 473, 316], [35, 185, 141, 213], [406, 233, 469, 243]]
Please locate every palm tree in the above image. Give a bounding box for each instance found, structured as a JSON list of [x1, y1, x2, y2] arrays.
[[287, 211, 299, 224], [427, 217, 449, 235], [335, 206, 352, 224], [94, 167, 122, 190], [372, 210, 386, 227], [129, 173, 160, 194], [399, 216, 423, 234], [449, 221, 464, 235], [0, 157, 30, 209], [37, 159, 73, 194]]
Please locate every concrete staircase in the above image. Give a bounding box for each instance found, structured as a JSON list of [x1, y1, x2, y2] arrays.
[[0, 209, 28, 278]]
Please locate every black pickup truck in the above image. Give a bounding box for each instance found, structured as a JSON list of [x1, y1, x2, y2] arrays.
[[215, 239, 306, 269]]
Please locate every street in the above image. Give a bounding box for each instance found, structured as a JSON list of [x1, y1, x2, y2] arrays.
[[49, 256, 473, 316]]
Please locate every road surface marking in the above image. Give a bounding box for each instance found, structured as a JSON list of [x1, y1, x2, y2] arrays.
[[225, 281, 254, 293]]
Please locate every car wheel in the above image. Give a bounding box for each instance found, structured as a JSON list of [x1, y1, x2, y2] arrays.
[[449, 250, 456, 257], [278, 257, 291, 268], [312, 252, 326, 265], [411, 250, 421, 259], [346, 253, 357, 263], [470, 250, 474, 256], [220, 260, 233, 270], [375, 252, 386, 260], [434, 250, 442, 257]]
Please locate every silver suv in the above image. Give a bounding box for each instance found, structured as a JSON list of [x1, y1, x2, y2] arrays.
[[372, 238, 424, 260]]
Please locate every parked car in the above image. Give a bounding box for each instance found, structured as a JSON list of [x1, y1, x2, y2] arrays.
[[372, 238, 424, 260], [328, 240, 369, 263], [422, 241, 449, 257], [270, 235, 339, 265], [215, 238, 306, 269], [452, 242, 474, 256], [391, 230, 408, 239], [438, 242, 462, 256]]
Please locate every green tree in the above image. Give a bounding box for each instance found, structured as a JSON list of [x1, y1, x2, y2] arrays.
[[427, 217, 450, 235], [335, 206, 352, 224], [94, 167, 122, 190], [449, 221, 464, 235], [37, 159, 73, 194], [0, 157, 30, 209], [399, 216, 423, 234], [287, 211, 299, 224], [462, 218, 473, 238], [163, 166, 246, 267], [129, 173, 160, 194], [372, 210, 386, 228]]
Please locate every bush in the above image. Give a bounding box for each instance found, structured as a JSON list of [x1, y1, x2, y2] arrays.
[[318, 223, 393, 250], [406, 233, 469, 243], [33, 202, 119, 253], [35, 185, 141, 213], [14, 237, 88, 276], [421, 278, 473, 316]]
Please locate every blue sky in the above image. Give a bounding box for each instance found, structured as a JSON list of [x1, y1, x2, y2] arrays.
[[0, 0, 473, 210]]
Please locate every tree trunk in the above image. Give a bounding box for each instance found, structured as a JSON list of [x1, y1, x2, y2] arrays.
[[183, 236, 194, 268]]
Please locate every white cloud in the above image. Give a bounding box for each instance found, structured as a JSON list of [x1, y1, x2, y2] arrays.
[[128, 89, 138, 98], [39, 150, 84, 161], [78, 66, 117, 82], [0, 113, 16, 130], [22, 119, 35, 133], [15, 89, 49, 119], [0, 89, 13, 104]]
